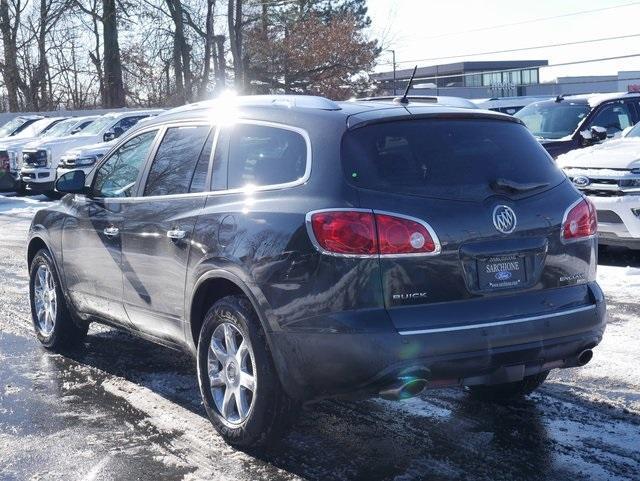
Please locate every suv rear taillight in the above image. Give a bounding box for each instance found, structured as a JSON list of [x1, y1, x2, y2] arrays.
[[308, 210, 377, 256], [307, 209, 440, 257], [561, 198, 597, 243]]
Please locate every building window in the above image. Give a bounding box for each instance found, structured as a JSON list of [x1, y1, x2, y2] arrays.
[[466, 74, 481, 87]]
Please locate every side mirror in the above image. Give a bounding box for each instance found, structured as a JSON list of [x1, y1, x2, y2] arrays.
[[591, 125, 608, 141], [103, 131, 116, 142], [55, 169, 87, 195], [579, 129, 594, 146], [579, 126, 608, 146]]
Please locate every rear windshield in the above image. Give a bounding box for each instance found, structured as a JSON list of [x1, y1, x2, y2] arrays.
[[342, 118, 565, 202]]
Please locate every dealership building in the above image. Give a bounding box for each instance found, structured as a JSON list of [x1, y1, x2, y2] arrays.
[[372, 60, 640, 98]]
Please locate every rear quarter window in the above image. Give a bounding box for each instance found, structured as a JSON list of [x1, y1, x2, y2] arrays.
[[227, 124, 308, 189], [342, 118, 565, 202]]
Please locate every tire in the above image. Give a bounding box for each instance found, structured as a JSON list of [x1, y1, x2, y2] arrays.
[[196, 295, 298, 448], [29, 248, 88, 350], [466, 371, 549, 402]]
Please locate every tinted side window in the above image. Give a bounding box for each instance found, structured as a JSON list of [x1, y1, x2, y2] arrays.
[[144, 125, 211, 197], [228, 124, 307, 189], [588, 101, 633, 136], [113, 115, 149, 134], [94, 130, 157, 198]]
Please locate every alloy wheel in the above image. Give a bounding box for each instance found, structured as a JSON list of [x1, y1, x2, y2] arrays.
[[33, 264, 57, 336], [207, 322, 257, 425]]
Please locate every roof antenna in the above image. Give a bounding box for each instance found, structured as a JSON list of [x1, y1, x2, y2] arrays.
[[395, 65, 418, 105]]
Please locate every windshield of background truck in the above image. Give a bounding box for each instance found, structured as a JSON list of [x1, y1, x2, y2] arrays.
[[515, 101, 591, 140], [11, 118, 60, 139], [0, 118, 29, 138], [80, 116, 115, 135]]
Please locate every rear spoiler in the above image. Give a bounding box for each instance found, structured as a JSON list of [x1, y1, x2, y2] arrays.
[[346, 109, 524, 130]]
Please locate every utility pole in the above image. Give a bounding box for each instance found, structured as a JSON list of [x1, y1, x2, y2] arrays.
[[384, 49, 397, 95]]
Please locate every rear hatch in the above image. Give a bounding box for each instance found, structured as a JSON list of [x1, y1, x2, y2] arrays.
[[342, 114, 596, 332]]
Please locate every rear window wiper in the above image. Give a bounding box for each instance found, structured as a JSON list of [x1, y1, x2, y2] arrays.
[[490, 178, 549, 194]]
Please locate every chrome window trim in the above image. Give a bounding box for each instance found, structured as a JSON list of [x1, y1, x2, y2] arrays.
[[88, 118, 312, 203], [398, 304, 596, 335], [305, 208, 442, 258]]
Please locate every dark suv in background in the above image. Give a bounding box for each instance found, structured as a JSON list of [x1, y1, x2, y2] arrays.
[[28, 95, 606, 448], [515, 92, 640, 158]]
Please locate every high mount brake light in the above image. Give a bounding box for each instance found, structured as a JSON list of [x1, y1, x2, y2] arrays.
[[561, 198, 597, 243], [307, 209, 440, 257]]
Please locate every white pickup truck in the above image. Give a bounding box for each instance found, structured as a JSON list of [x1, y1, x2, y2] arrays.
[[20, 110, 163, 196], [0, 116, 97, 193], [558, 124, 640, 250]]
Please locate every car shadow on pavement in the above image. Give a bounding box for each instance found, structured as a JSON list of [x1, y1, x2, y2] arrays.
[[59, 327, 564, 481], [598, 245, 640, 267]]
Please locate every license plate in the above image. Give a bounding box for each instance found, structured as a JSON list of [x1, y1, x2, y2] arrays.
[[477, 255, 526, 290]]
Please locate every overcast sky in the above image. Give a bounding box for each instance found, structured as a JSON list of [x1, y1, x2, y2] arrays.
[[367, 0, 640, 82]]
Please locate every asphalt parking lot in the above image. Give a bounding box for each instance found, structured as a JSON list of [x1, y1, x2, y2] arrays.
[[1, 194, 639, 481]]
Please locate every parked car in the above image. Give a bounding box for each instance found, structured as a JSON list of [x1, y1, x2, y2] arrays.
[[0, 116, 97, 193], [54, 114, 162, 183], [0, 117, 70, 192], [471, 96, 551, 115], [55, 139, 116, 182], [0, 115, 44, 140], [20, 110, 164, 196], [515, 92, 640, 158], [558, 123, 640, 249], [29, 95, 606, 448]]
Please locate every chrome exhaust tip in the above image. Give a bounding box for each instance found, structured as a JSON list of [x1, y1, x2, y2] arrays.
[[577, 349, 593, 366], [379, 376, 428, 401]]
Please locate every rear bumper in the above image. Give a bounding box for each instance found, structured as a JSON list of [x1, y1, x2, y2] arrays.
[[271, 283, 606, 401]]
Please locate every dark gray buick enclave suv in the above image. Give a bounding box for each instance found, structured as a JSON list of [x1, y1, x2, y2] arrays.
[[27, 95, 606, 447]]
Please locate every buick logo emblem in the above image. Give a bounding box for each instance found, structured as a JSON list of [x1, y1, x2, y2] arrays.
[[493, 205, 517, 234], [573, 176, 590, 187]]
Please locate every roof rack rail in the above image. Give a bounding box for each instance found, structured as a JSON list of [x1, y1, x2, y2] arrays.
[[356, 95, 438, 103], [171, 95, 342, 113]]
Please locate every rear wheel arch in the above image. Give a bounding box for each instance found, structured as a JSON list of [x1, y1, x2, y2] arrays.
[[188, 271, 273, 351]]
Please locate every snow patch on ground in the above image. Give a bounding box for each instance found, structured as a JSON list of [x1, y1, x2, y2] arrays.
[[597, 265, 640, 302]]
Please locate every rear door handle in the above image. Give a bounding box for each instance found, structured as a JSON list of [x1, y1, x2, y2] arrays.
[[167, 229, 186, 240], [103, 226, 119, 237]]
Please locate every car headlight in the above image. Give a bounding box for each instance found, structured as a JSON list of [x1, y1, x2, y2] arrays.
[[75, 156, 98, 166]]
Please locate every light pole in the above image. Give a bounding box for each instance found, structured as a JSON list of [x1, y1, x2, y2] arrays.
[[384, 49, 397, 96]]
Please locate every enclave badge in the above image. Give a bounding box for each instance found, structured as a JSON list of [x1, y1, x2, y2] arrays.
[[492, 205, 517, 234]]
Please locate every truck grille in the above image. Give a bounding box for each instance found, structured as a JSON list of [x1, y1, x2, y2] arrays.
[[565, 168, 640, 197]]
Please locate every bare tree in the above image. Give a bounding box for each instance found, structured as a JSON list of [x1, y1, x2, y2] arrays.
[[0, 0, 25, 111]]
